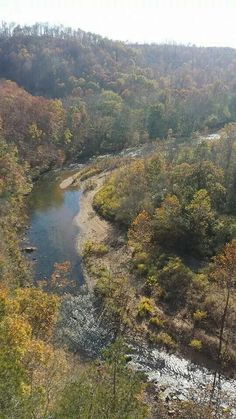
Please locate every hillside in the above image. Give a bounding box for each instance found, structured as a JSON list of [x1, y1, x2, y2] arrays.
[[0, 23, 236, 418], [1, 23, 236, 159]]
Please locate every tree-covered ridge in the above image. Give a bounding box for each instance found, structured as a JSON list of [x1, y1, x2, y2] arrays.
[[0, 136, 30, 287], [0, 23, 136, 98], [0, 80, 68, 173], [0, 22, 236, 147]]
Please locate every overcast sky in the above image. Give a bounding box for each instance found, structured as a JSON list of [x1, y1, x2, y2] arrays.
[[1, 0, 236, 47]]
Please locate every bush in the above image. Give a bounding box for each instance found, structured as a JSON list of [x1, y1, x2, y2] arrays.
[[132, 252, 150, 276], [193, 310, 207, 323], [144, 275, 163, 298], [93, 182, 120, 220], [137, 297, 155, 318], [95, 243, 109, 255], [149, 316, 165, 328], [154, 332, 177, 349], [189, 338, 202, 351], [94, 274, 111, 298], [96, 266, 111, 279], [83, 240, 108, 258], [136, 263, 147, 275], [133, 252, 149, 265]]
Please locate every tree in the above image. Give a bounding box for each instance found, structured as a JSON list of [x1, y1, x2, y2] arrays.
[[147, 103, 167, 139], [0, 137, 30, 287], [210, 240, 236, 398], [128, 210, 153, 252], [186, 189, 218, 257], [0, 286, 68, 417], [14, 288, 59, 340], [171, 161, 226, 211], [157, 257, 194, 309], [53, 338, 148, 418], [153, 195, 185, 251]]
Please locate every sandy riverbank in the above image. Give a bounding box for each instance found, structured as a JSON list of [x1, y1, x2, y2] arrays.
[[60, 169, 133, 281], [73, 172, 112, 250]]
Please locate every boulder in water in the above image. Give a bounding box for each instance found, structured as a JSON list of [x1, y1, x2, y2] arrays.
[[23, 246, 37, 253]]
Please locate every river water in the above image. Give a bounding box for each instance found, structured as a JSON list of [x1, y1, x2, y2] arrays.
[[25, 167, 84, 283], [24, 144, 236, 408]]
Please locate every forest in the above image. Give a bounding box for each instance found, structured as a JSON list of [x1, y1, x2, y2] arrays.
[[1, 23, 236, 166], [0, 23, 236, 418]]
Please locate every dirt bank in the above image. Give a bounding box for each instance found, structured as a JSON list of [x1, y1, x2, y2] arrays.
[[57, 168, 132, 300], [61, 169, 133, 284], [74, 172, 111, 250]]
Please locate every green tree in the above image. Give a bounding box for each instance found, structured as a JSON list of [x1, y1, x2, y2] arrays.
[[153, 195, 185, 251], [157, 257, 194, 309], [186, 189, 219, 257], [147, 103, 167, 139], [54, 338, 148, 419]]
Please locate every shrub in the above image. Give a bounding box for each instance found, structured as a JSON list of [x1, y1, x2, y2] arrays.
[[193, 310, 207, 323], [133, 252, 149, 265], [95, 243, 109, 255], [191, 274, 209, 290], [136, 263, 147, 275], [83, 240, 93, 256], [151, 332, 177, 349], [96, 266, 111, 279], [189, 338, 202, 351], [145, 275, 163, 298], [82, 240, 108, 258], [93, 182, 120, 220], [137, 297, 154, 318], [94, 275, 111, 298], [132, 253, 149, 276], [149, 316, 165, 328]]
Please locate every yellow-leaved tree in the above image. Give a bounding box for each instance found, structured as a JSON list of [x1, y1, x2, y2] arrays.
[[0, 287, 69, 417]]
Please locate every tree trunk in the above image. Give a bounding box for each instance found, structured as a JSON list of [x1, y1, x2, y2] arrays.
[[211, 286, 230, 401]]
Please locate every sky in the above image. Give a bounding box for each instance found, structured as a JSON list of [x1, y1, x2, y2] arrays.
[[0, 0, 236, 47]]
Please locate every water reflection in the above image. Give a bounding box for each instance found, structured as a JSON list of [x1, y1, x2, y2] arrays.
[[26, 170, 83, 283], [28, 173, 64, 212]]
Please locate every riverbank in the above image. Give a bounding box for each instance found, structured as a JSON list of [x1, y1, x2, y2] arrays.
[[59, 166, 236, 407], [74, 172, 111, 248], [61, 169, 134, 288], [56, 168, 132, 356]]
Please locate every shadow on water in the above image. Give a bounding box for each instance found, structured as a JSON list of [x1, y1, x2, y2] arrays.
[[25, 169, 84, 284]]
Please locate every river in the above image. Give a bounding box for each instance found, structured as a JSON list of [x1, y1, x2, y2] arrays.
[[24, 143, 236, 408], [24, 167, 84, 283]]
